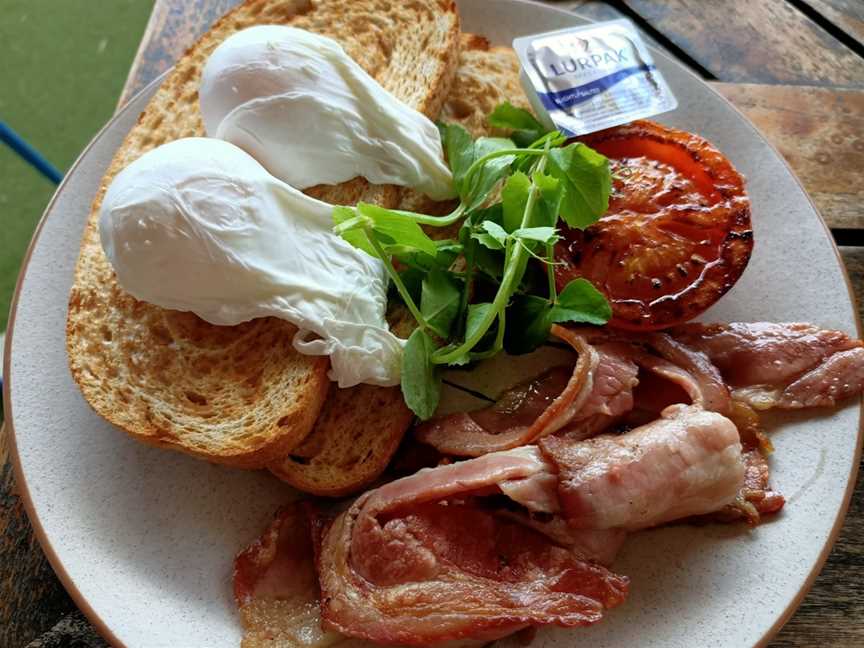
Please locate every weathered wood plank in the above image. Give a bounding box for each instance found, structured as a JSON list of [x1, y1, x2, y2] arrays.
[[556, 0, 629, 23], [712, 82, 864, 230], [805, 0, 864, 45], [620, 0, 864, 86], [0, 427, 77, 648], [24, 611, 108, 648], [118, 0, 240, 107], [555, 0, 672, 55]]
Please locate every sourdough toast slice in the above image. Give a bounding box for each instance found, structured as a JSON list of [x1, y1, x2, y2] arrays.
[[268, 34, 530, 493], [66, 0, 460, 468]]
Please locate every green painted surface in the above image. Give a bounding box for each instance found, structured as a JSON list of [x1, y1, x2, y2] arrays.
[[0, 0, 154, 332]]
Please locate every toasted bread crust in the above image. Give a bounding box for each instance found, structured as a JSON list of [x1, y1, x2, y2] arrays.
[[66, 0, 461, 468], [269, 35, 529, 491], [269, 383, 414, 496]]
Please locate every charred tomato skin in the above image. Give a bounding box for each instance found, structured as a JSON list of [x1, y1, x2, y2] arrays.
[[554, 120, 753, 331]]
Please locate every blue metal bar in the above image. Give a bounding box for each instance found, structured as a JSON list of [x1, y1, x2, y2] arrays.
[[0, 120, 63, 185]]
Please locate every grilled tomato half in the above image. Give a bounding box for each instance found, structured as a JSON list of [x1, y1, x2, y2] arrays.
[[554, 120, 753, 330]]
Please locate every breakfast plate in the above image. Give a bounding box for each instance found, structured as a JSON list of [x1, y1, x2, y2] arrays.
[[4, 0, 862, 646]]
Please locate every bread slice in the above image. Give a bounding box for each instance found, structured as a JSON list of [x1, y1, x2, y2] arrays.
[[66, 0, 461, 469], [268, 34, 530, 493], [268, 381, 414, 496], [440, 34, 531, 134]]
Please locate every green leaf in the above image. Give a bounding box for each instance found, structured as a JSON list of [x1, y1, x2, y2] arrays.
[[550, 278, 612, 325], [435, 342, 472, 367], [546, 143, 611, 229], [458, 206, 505, 278], [512, 130, 545, 149], [357, 202, 438, 258], [465, 302, 503, 359], [396, 267, 423, 305], [466, 302, 495, 342], [332, 206, 377, 256], [395, 240, 462, 272], [518, 260, 548, 295], [501, 172, 531, 232], [512, 132, 563, 173], [438, 122, 475, 193], [489, 101, 546, 132], [474, 242, 504, 280], [465, 137, 516, 210], [435, 241, 464, 265], [532, 171, 563, 228], [472, 232, 503, 251], [421, 269, 462, 338], [392, 250, 438, 271], [475, 136, 515, 157], [504, 294, 553, 355], [401, 328, 442, 420], [472, 220, 508, 250], [527, 131, 568, 150], [512, 226, 558, 245], [489, 102, 548, 148]]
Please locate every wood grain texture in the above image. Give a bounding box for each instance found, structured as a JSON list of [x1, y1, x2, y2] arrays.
[[117, 0, 241, 107], [557, 0, 672, 54], [805, 0, 864, 44], [620, 0, 864, 86], [712, 82, 864, 230], [24, 611, 108, 648], [557, 0, 629, 23], [0, 427, 78, 648]]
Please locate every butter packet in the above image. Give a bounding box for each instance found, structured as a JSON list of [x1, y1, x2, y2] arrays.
[[513, 19, 677, 136]]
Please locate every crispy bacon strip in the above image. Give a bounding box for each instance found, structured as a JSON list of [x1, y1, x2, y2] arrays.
[[706, 401, 784, 524], [233, 504, 372, 648], [495, 512, 628, 567], [312, 447, 628, 646], [709, 448, 785, 524], [415, 326, 599, 456]]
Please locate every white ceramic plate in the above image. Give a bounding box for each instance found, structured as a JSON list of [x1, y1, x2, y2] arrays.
[[4, 1, 861, 646]]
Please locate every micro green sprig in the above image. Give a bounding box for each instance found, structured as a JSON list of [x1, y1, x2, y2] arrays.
[[333, 102, 613, 419]]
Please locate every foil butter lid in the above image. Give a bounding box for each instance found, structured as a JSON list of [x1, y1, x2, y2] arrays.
[[514, 19, 678, 136]]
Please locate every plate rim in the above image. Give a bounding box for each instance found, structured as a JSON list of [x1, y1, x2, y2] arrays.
[[3, 1, 862, 645]]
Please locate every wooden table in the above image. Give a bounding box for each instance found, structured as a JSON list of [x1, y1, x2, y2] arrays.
[[2, 1, 863, 646]]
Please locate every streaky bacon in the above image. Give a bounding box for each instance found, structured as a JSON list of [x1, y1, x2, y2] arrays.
[[540, 405, 746, 531], [231, 320, 864, 645], [233, 504, 371, 648], [555, 343, 639, 441], [774, 346, 864, 408], [312, 448, 629, 646], [706, 401, 784, 524], [314, 509, 628, 647], [415, 327, 652, 457], [495, 511, 627, 566], [234, 505, 315, 606], [644, 333, 732, 413], [709, 449, 785, 524], [671, 322, 864, 410], [415, 326, 599, 456]]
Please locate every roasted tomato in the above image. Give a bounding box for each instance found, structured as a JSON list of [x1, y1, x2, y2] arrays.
[[554, 120, 753, 331]]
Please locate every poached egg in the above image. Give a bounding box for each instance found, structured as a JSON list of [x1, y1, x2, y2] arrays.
[[199, 25, 455, 200], [100, 137, 404, 388]]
